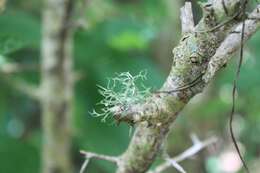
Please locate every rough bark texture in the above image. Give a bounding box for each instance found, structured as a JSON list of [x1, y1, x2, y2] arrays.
[[114, 1, 260, 173], [41, 0, 74, 173]]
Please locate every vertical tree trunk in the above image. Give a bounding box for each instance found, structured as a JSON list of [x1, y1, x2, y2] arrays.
[[41, 0, 74, 173]]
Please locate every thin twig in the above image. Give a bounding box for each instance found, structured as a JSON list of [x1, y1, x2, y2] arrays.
[[79, 159, 90, 173], [195, 10, 241, 33], [0, 72, 41, 100], [154, 73, 204, 94], [0, 63, 38, 74], [79, 150, 119, 173], [7, 79, 41, 99], [148, 135, 218, 173]]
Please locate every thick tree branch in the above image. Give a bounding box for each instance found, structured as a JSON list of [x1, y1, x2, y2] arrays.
[[114, 0, 245, 126], [84, 1, 260, 173], [113, 1, 260, 173], [203, 5, 260, 83]]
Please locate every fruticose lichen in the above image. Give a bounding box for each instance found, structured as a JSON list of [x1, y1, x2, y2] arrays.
[[91, 71, 151, 122]]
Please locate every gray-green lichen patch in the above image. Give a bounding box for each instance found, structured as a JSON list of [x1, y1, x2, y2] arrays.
[[170, 32, 207, 86], [172, 34, 198, 74], [91, 71, 151, 122]]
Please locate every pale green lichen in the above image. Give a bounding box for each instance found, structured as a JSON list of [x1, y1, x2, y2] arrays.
[[91, 71, 151, 122], [172, 33, 201, 76]]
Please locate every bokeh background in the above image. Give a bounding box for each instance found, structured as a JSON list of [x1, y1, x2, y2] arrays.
[[0, 0, 260, 173]]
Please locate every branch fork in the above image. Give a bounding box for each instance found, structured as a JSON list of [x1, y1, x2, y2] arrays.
[[148, 134, 218, 173], [79, 135, 217, 173], [79, 151, 119, 173], [83, 1, 260, 173]]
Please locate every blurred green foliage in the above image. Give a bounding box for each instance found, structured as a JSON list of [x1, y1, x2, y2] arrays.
[[0, 11, 40, 54], [0, 0, 260, 173]]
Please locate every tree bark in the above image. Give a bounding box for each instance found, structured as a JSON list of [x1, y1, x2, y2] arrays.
[[114, 1, 260, 173], [41, 0, 75, 173]]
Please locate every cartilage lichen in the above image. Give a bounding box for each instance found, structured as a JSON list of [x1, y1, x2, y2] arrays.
[[91, 71, 151, 122]]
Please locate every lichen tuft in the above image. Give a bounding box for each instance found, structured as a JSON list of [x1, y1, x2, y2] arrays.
[[91, 71, 151, 122]]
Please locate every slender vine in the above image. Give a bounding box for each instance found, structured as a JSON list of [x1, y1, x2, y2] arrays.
[[229, 0, 250, 172]]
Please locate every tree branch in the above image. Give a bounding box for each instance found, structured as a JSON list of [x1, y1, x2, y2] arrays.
[[74, 0, 89, 30], [114, 1, 259, 173], [203, 5, 260, 83], [0, 71, 41, 100], [80, 151, 119, 164], [85, 1, 260, 173], [148, 135, 218, 173], [79, 150, 119, 173], [7, 78, 41, 99], [180, 2, 194, 34], [0, 63, 38, 74], [0, 62, 41, 99]]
